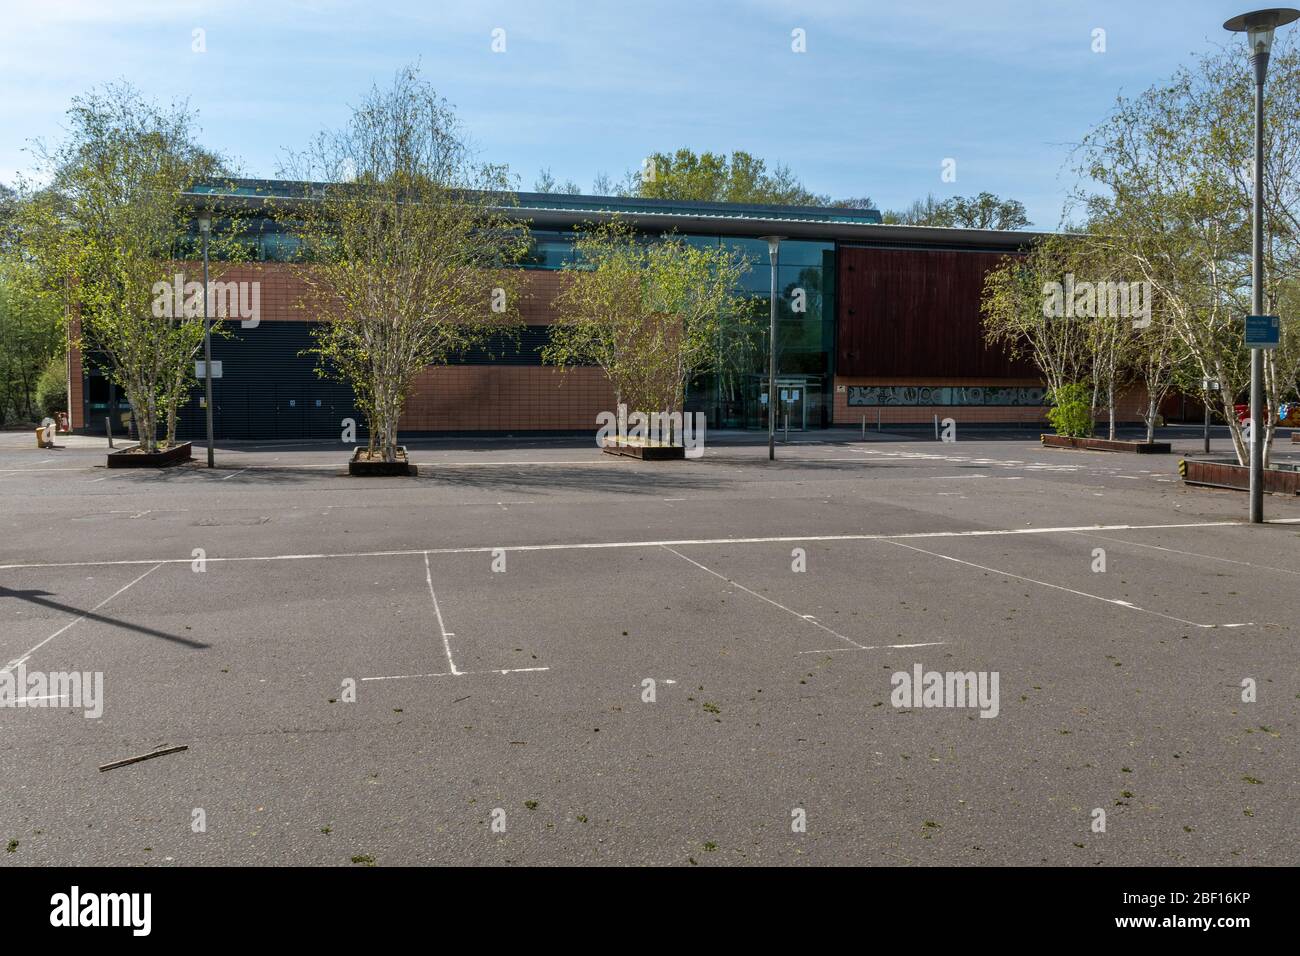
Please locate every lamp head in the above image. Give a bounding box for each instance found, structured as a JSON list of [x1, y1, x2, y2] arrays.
[[1224, 8, 1300, 57], [758, 235, 785, 261]]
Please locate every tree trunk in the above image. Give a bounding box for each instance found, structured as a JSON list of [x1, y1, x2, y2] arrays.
[[1225, 396, 1246, 466], [1107, 378, 1116, 441], [135, 405, 153, 453]]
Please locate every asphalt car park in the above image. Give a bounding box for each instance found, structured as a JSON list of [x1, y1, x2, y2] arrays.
[[1, 427, 1297, 865]]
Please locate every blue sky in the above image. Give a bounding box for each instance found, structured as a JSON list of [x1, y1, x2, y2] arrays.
[[0, 0, 1264, 228]]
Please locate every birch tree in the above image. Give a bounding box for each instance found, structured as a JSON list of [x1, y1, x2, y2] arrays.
[[1075, 44, 1300, 465], [21, 84, 238, 452], [981, 235, 1093, 405], [543, 219, 753, 437], [278, 66, 528, 463]]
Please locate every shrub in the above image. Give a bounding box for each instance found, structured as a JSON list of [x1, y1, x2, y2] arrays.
[[1046, 382, 1093, 437], [34, 356, 67, 417]]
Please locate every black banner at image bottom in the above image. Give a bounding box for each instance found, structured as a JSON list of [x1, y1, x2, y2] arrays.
[[0, 865, 1280, 940]]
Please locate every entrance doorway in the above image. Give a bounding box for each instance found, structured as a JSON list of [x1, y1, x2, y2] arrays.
[[745, 376, 823, 431]]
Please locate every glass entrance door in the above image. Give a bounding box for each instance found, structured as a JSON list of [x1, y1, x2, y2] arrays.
[[744, 375, 824, 430], [776, 378, 807, 431]]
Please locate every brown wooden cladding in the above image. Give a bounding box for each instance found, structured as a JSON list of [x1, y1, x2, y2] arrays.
[[836, 246, 1035, 378]]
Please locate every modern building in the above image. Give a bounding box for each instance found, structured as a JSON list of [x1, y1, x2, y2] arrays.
[[70, 179, 1056, 440]]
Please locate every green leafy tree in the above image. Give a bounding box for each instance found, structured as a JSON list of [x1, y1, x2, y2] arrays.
[[828, 196, 878, 211], [1081, 230, 1190, 441], [0, 183, 19, 249], [277, 66, 530, 463], [1046, 383, 1094, 437], [628, 149, 827, 205], [883, 192, 1029, 229], [21, 83, 240, 451], [982, 235, 1093, 408], [34, 356, 68, 417], [544, 219, 754, 432], [0, 259, 63, 423], [533, 168, 557, 193], [1075, 43, 1300, 465], [946, 192, 1030, 230], [881, 193, 954, 227]]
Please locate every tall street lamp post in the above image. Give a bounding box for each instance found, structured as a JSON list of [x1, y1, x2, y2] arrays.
[[1224, 7, 1299, 522], [198, 213, 214, 468], [759, 235, 784, 460]]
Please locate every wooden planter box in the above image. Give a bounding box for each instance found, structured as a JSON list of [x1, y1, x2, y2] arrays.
[[601, 439, 686, 461], [106, 441, 193, 468], [1040, 434, 1171, 454], [1179, 458, 1300, 495], [349, 446, 417, 476]]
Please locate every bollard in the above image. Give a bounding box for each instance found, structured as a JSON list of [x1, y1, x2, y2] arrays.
[[934, 414, 939, 440], [106, 416, 114, 449], [877, 409, 882, 432]]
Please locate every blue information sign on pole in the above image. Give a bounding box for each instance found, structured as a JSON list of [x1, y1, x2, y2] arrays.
[[1244, 314, 1280, 349]]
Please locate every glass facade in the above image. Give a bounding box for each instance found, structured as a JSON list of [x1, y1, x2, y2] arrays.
[[519, 230, 836, 429], [191, 195, 841, 431], [180, 216, 304, 262]]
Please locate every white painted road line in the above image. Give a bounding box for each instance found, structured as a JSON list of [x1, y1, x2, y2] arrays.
[[360, 666, 550, 682], [0, 519, 1269, 571], [423, 551, 461, 676], [0, 468, 88, 474], [417, 460, 620, 467], [879, 539, 1245, 629], [1067, 529, 1300, 578], [1, 563, 162, 673], [799, 641, 948, 655], [661, 544, 869, 651]]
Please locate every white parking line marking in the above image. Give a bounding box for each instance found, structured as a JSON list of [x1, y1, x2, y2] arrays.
[[1067, 530, 1300, 578], [661, 544, 869, 651], [221, 469, 248, 480], [428, 460, 621, 468], [2, 519, 1296, 572], [360, 666, 550, 682], [423, 551, 461, 676], [1, 564, 162, 673], [879, 540, 1242, 629], [799, 641, 948, 655]]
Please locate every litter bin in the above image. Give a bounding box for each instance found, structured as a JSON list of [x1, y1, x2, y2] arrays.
[[36, 418, 56, 449]]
